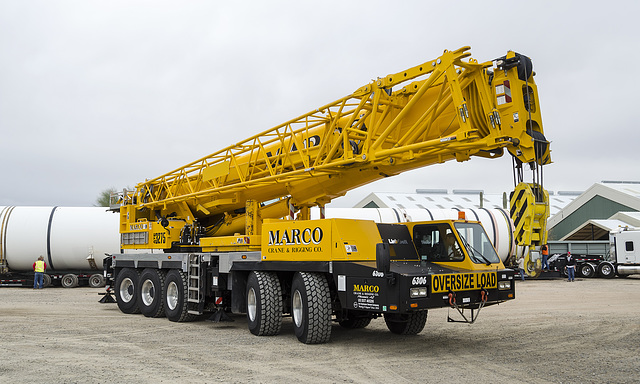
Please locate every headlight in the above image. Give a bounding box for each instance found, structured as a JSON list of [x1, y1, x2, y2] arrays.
[[410, 287, 428, 298], [498, 281, 511, 290]]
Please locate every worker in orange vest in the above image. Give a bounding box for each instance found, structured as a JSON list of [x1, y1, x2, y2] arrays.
[[541, 244, 549, 272], [33, 256, 47, 289]]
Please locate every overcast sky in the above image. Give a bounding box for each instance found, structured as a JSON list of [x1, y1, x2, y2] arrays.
[[1, 0, 638, 208]]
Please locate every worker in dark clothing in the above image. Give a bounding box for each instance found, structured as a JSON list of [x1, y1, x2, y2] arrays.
[[33, 255, 47, 289], [565, 252, 576, 282]]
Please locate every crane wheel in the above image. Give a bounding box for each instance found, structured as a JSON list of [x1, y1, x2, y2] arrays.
[[115, 268, 141, 314], [339, 317, 371, 329], [164, 269, 196, 322], [246, 271, 282, 336], [384, 311, 428, 335], [291, 272, 331, 344], [139, 268, 167, 318]]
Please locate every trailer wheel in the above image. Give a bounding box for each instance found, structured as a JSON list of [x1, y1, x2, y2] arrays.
[[115, 268, 140, 314], [42, 274, 52, 288], [88, 273, 106, 288], [246, 271, 282, 336], [384, 311, 428, 335], [291, 272, 331, 344], [164, 269, 196, 322], [598, 262, 615, 278], [339, 317, 371, 329], [579, 263, 595, 278], [139, 269, 166, 318], [61, 274, 79, 288]]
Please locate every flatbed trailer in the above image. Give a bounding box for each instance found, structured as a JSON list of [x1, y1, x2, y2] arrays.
[[548, 233, 640, 278], [1, 271, 105, 288]]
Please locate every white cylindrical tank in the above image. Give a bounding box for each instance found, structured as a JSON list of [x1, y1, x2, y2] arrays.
[[313, 207, 514, 262], [0, 205, 513, 271], [0, 206, 120, 272]]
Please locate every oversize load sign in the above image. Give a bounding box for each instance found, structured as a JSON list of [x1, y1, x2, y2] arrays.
[[431, 272, 497, 293]]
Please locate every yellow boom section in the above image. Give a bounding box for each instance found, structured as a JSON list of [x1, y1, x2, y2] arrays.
[[118, 47, 549, 240]]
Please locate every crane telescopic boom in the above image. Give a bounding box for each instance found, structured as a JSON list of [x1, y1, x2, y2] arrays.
[[112, 47, 550, 253]]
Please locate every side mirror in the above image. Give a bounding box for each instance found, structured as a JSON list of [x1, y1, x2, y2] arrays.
[[376, 243, 390, 274]]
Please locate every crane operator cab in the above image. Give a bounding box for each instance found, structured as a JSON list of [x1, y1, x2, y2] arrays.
[[410, 220, 502, 268]]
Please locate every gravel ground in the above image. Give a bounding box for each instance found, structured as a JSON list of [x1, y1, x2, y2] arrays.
[[0, 276, 639, 383]]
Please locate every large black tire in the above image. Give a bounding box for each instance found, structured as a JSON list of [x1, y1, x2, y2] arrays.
[[579, 263, 595, 278], [42, 274, 52, 288], [598, 262, 615, 279], [115, 268, 141, 314], [291, 272, 331, 344], [246, 271, 282, 336], [339, 317, 371, 329], [164, 269, 196, 322], [61, 274, 79, 288], [384, 311, 428, 335], [139, 268, 166, 318], [88, 273, 106, 288]]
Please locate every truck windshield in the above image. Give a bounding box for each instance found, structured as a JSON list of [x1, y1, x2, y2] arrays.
[[454, 222, 501, 264], [413, 223, 464, 262]]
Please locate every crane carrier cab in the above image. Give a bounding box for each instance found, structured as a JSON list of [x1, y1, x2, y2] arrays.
[[106, 214, 515, 344]]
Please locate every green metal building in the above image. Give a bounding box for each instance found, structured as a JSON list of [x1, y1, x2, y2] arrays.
[[548, 182, 640, 240]]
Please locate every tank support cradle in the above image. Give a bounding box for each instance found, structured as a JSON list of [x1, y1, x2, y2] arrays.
[[446, 289, 488, 324]]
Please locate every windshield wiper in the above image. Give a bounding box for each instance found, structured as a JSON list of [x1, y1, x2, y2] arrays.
[[459, 235, 492, 266]]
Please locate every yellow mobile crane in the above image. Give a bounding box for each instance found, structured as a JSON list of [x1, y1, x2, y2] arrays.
[[106, 47, 550, 343]]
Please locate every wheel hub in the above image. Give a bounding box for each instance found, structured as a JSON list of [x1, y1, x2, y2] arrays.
[[292, 289, 303, 327], [166, 281, 178, 310], [119, 278, 134, 303], [247, 287, 257, 322], [141, 280, 155, 306]]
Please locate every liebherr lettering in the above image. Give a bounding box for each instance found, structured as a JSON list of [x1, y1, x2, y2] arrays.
[[268, 227, 323, 246]]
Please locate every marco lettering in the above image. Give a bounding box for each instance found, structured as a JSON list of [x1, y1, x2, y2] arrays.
[[269, 227, 324, 246]]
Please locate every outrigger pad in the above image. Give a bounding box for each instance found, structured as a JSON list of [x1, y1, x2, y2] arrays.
[[208, 309, 234, 322], [98, 292, 116, 303]]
